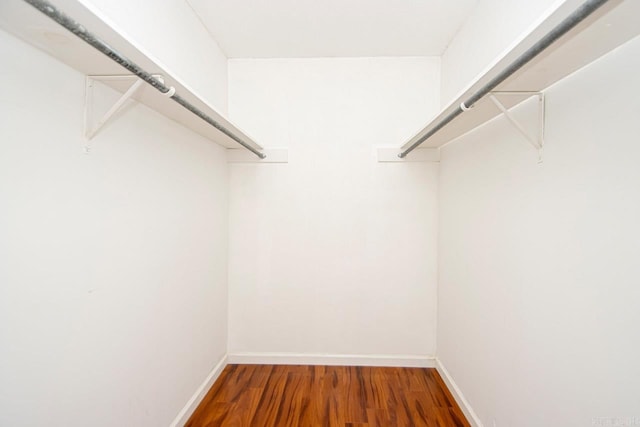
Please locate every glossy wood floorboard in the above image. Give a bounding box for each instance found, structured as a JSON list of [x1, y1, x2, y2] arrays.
[[186, 365, 470, 427]]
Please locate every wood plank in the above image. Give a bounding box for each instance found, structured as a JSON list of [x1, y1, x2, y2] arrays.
[[186, 364, 471, 427]]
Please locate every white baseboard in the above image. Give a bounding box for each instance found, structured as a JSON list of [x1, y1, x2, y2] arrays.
[[435, 358, 483, 427], [227, 352, 435, 367], [169, 354, 228, 427], [168, 353, 476, 426]]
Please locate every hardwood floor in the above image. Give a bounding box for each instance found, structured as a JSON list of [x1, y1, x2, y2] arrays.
[[186, 364, 470, 426]]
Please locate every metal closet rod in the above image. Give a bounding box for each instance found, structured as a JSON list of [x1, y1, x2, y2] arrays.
[[24, 0, 266, 159], [399, 0, 610, 158]]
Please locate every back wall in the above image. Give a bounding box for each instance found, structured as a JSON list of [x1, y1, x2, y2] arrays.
[[227, 57, 440, 361]]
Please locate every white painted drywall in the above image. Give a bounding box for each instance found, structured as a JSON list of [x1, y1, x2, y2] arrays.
[[437, 34, 640, 426], [227, 57, 440, 358], [79, 0, 229, 113], [440, 0, 560, 105], [0, 30, 228, 427], [188, 0, 476, 58]]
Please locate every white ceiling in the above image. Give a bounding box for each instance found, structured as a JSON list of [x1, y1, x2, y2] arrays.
[[186, 0, 478, 58]]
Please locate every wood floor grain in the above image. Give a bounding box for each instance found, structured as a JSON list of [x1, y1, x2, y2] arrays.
[[185, 365, 470, 427]]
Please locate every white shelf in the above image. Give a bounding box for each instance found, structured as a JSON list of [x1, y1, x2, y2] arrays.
[[0, 0, 263, 152], [402, 0, 640, 151]]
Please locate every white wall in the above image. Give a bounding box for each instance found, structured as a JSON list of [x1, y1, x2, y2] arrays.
[[80, 0, 229, 113], [437, 34, 640, 427], [440, 0, 559, 105], [227, 57, 440, 359], [0, 30, 228, 427]]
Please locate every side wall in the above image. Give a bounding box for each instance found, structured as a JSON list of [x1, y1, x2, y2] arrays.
[[227, 57, 441, 361], [0, 29, 229, 426], [437, 32, 640, 427]]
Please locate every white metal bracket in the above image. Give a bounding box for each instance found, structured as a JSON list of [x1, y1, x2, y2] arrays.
[[83, 74, 161, 152], [489, 91, 545, 163]]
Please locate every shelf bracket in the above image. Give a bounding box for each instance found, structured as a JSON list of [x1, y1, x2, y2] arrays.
[[489, 92, 545, 163], [82, 74, 161, 151]]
